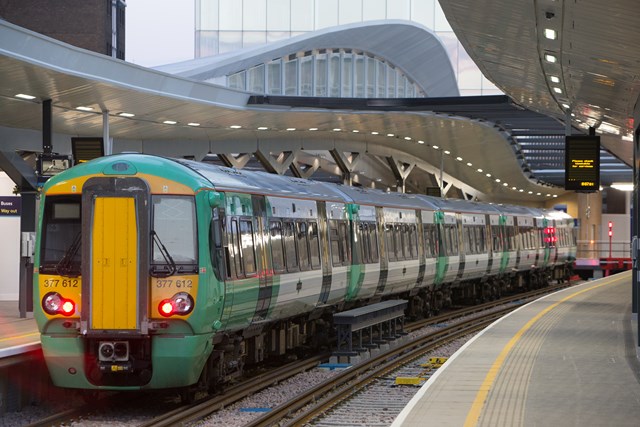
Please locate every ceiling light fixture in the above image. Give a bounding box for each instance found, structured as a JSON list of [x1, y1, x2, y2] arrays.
[[230, 125, 242, 129], [333, 128, 342, 132], [258, 126, 269, 130], [404, 136, 411, 140], [187, 122, 200, 126], [553, 87, 562, 94], [163, 120, 177, 125], [550, 76, 560, 83], [433, 145, 439, 149], [444, 150, 451, 155], [544, 53, 557, 63], [371, 131, 379, 135], [611, 182, 634, 191], [309, 127, 318, 131], [418, 140, 425, 144], [15, 93, 36, 100], [544, 28, 557, 40], [286, 127, 296, 131], [76, 106, 94, 111], [387, 133, 395, 137], [119, 112, 135, 117]]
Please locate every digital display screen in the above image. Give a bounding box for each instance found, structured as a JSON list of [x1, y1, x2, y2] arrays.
[[72, 137, 104, 164], [565, 135, 600, 192]]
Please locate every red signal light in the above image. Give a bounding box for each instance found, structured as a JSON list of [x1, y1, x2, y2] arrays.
[[61, 300, 75, 315], [160, 301, 174, 316]]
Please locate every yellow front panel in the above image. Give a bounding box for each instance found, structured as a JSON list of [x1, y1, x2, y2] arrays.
[[91, 197, 138, 330]]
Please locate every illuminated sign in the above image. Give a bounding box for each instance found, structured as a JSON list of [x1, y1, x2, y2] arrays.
[[564, 135, 600, 192], [72, 137, 104, 165]]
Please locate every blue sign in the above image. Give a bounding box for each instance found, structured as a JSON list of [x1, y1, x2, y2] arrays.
[[0, 196, 21, 216]]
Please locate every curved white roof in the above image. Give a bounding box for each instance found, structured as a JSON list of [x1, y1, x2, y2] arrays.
[[156, 20, 459, 98]]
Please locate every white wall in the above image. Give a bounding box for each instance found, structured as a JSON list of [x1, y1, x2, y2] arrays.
[[0, 173, 20, 300]]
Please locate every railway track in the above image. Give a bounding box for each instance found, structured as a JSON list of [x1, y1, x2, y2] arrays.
[[23, 282, 575, 426], [245, 307, 509, 427]]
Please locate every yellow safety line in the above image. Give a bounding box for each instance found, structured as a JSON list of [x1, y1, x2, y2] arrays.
[[0, 332, 39, 342], [464, 275, 627, 427]]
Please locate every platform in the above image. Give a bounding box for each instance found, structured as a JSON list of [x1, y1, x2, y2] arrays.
[[0, 301, 40, 358], [393, 271, 640, 427]]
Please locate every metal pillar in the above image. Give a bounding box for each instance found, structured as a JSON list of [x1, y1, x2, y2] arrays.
[[18, 193, 35, 318], [42, 99, 52, 154], [103, 111, 112, 155]]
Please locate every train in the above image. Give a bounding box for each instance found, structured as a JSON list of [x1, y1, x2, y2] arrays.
[[34, 153, 576, 398]]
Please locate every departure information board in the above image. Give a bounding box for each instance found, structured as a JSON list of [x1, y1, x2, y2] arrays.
[[564, 135, 600, 191]]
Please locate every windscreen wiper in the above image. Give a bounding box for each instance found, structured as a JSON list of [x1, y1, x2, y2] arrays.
[[150, 230, 177, 278], [55, 232, 81, 277]]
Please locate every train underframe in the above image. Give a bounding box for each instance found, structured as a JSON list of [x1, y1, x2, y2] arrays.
[[186, 262, 573, 401]]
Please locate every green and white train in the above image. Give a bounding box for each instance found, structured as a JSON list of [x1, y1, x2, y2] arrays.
[[34, 154, 576, 395]]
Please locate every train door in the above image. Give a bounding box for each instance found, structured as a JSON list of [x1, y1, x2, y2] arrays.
[[81, 177, 150, 335], [251, 195, 274, 322]]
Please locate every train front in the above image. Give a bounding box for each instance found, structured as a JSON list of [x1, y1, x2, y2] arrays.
[[34, 154, 223, 390]]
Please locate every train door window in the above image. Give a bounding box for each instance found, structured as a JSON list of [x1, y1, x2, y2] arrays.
[[283, 221, 298, 272], [40, 196, 82, 275], [408, 225, 418, 259], [309, 221, 320, 269], [490, 224, 501, 252], [339, 221, 351, 262], [385, 224, 396, 261], [463, 226, 472, 254], [297, 221, 310, 270], [358, 223, 370, 264], [239, 219, 256, 276], [230, 219, 243, 278], [476, 226, 485, 253], [152, 196, 197, 271], [269, 220, 285, 273], [329, 221, 342, 266], [395, 225, 403, 260], [366, 222, 379, 263], [210, 209, 226, 280], [447, 225, 459, 256], [423, 224, 434, 258]]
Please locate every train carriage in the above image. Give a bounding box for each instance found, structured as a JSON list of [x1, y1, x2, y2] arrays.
[[34, 153, 576, 396]]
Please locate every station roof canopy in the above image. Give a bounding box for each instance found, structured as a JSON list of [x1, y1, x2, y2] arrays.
[[0, 10, 637, 202]]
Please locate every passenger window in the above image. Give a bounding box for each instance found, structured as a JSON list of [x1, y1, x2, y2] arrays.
[[330, 222, 342, 266]]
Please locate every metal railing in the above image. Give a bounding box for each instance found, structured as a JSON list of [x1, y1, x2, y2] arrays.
[[576, 240, 630, 259]]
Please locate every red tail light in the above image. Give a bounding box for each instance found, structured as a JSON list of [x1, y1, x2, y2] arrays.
[[158, 292, 194, 317], [42, 292, 76, 316]]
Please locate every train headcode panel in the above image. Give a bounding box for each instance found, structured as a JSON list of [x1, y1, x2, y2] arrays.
[[564, 135, 600, 192]]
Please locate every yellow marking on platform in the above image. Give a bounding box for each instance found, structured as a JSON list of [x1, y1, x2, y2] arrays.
[[464, 275, 626, 427], [0, 332, 39, 342]]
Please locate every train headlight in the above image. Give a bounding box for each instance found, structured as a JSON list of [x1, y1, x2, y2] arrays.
[[42, 292, 76, 316], [158, 292, 194, 317]]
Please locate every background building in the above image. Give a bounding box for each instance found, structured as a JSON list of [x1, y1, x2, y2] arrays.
[[193, 0, 502, 96], [0, 0, 126, 59]]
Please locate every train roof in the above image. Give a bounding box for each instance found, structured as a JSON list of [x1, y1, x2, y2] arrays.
[[177, 159, 348, 202], [330, 185, 439, 210]]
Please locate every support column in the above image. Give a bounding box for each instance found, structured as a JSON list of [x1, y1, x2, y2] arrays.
[[42, 100, 52, 154], [330, 149, 360, 186], [386, 157, 415, 193], [103, 111, 112, 155]]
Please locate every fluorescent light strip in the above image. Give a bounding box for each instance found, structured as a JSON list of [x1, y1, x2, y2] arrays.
[[15, 93, 36, 100]]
